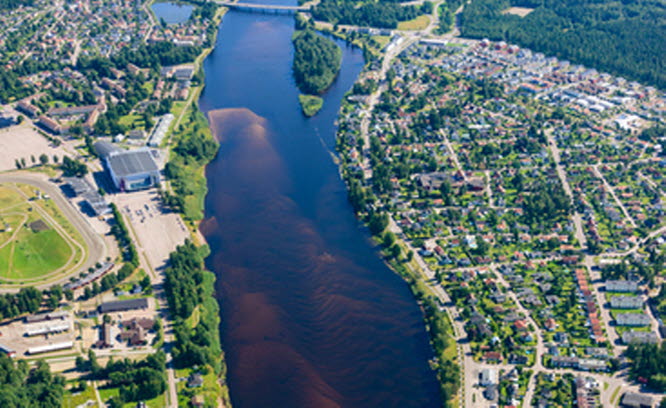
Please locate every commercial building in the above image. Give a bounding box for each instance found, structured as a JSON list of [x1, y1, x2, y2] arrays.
[[63, 177, 110, 216], [24, 310, 68, 324], [98, 298, 148, 314], [621, 392, 654, 408], [94, 141, 160, 192], [27, 341, 73, 355], [147, 113, 173, 147], [25, 323, 70, 337], [0, 344, 16, 358]]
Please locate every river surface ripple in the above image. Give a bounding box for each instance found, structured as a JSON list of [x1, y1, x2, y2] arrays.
[[199, 10, 442, 408]]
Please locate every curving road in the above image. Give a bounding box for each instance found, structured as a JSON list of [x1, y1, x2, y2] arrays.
[[0, 171, 106, 292]]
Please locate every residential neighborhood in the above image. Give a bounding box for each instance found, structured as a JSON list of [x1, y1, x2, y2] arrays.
[[337, 37, 666, 407]]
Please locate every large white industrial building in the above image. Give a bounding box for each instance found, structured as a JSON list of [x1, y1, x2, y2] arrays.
[[95, 141, 160, 192]]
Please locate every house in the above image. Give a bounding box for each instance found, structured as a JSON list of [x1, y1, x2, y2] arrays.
[[187, 373, 204, 388], [544, 318, 558, 331], [551, 356, 579, 368], [606, 280, 639, 293], [484, 351, 503, 363], [610, 296, 643, 309], [620, 392, 654, 408], [615, 313, 651, 327], [509, 354, 528, 365], [578, 358, 606, 372]]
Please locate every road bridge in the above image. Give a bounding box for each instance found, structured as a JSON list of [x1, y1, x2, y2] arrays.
[[214, 1, 310, 14]]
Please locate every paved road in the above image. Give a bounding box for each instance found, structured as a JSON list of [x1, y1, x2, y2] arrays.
[[0, 171, 106, 292], [117, 199, 179, 407], [592, 164, 637, 228]]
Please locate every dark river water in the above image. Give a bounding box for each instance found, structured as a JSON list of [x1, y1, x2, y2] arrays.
[[197, 8, 442, 408]]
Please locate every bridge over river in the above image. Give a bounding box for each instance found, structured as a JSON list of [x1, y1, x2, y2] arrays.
[[214, 1, 311, 14]]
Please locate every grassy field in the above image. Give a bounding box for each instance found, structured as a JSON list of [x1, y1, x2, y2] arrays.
[[373, 35, 391, 50], [298, 94, 324, 117], [62, 384, 97, 408], [0, 183, 86, 283], [397, 15, 430, 31]]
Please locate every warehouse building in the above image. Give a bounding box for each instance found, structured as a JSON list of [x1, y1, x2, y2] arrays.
[[27, 341, 73, 355], [94, 141, 160, 192], [98, 298, 149, 314]]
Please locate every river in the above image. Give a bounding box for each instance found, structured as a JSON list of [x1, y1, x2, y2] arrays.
[[196, 8, 442, 408]]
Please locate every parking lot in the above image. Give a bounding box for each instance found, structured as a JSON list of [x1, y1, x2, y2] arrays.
[[111, 189, 189, 274], [0, 313, 74, 358]]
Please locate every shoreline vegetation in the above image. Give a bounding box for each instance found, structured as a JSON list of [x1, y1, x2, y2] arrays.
[[298, 94, 324, 117], [335, 93, 461, 406], [157, 2, 231, 406], [292, 15, 342, 116]]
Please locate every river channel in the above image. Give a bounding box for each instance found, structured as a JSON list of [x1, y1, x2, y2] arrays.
[[195, 7, 442, 408]]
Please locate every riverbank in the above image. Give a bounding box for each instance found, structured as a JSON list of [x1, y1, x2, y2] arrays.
[[154, 2, 232, 406], [197, 10, 442, 407], [334, 63, 461, 407]]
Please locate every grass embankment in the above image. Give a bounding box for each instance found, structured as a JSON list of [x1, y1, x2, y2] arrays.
[[388, 255, 460, 407], [364, 219, 460, 407], [164, 105, 218, 221], [397, 14, 430, 31], [164, 241, 230, 407], [298, 94, 324, 117]]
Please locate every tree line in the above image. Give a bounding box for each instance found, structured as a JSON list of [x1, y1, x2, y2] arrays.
[[165, 241, 224, 373], [76, 350, 166, 406], [0, 356, 64, 407], [626, 342, 666, 391], [459, 0, 666, 89], [292, 29, 342, 95], [0, 0, 32, 10], [312, 0, 428, 29]]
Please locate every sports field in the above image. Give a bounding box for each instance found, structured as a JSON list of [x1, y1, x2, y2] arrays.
[[0, 183, 87, 284]]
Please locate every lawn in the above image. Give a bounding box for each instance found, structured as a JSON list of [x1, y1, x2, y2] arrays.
[[373, 35, 391, 50], [118, 113, 144, 129], [10, 225, 72, 278], [397, 15, 430, 31], [62, 385, 97, 408], [0, 183, 86, 283], [177, 367, 221, 408], [98, 385, 166, 408]]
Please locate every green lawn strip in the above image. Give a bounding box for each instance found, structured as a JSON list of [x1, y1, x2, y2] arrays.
[[62, 384, 97, 408], [298, 94, 324, 117]]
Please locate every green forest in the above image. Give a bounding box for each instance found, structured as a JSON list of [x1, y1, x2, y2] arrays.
[[0, 0, 32, 10], [292, 29, 342, 95], [313, 0, 427, 28], [626, 342, 666, 391], [0, 356, 64, 407], [165, 241, 225, 374], [459, 0, 666, 88]]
